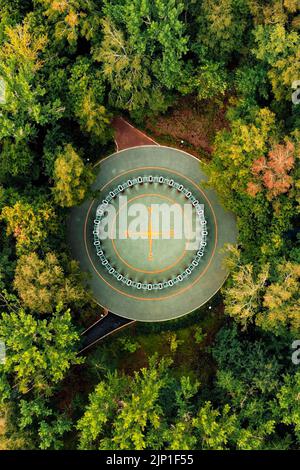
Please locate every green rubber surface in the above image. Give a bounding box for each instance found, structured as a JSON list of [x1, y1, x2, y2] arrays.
[[68, 146, 237, 321]]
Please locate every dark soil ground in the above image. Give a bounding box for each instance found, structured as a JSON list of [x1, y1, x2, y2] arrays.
[[145, 96, 229, 161]]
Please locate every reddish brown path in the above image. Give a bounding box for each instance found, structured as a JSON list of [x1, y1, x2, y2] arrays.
[[112, 116, 158, 151], [80, 117, 157, 352]]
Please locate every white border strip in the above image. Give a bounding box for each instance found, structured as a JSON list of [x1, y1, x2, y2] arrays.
[[80, 309, 109, 336], [95, 144, 208, 168]]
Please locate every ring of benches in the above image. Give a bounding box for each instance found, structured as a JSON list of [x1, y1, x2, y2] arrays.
[[92, 176, 208, 291]]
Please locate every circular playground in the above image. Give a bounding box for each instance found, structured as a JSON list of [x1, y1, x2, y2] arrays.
[[68, 146, 237, 321]]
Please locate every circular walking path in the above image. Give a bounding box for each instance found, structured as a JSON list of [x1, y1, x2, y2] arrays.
[[68, 145, 237, 322]]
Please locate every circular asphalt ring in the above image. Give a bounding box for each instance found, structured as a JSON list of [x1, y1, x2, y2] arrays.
[[68, 146, 237, 321]]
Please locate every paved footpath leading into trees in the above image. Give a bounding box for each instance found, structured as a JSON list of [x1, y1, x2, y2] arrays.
[[79, 312, 135, 354], [80, 117, 155, 352], [78, 117, 237, 350], [112, 116, 158, 150]]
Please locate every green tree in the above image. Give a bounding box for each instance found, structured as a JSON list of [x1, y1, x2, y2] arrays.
[[163, 402, 238, 450], [258, 261, 300, 334], [223, 245, 269, 328], [0, 20, 64, 145], [196, 0, 251, 62], [178, 60, 228, 103], [207, 107, 297, 260], [77, 356, 172, 450], [192, 403, 238, 450], [0, 199, 58, 255], [13, 252, 87, 314], [253, 23, 300, 103], [0, 304, 83, 394], [223, 246, 300, 334], [68, 58, 111, 142], [52, 144, 94, 207], [34, 0, 103, 49], [95, 0, 188, 117], [0, 139, 36, 183], [212, 324, 293, 449], [207, 107, 277, 206], [277, 371, 300, 443], [18, 398, 72, 450], [0, 1, 33, 41]]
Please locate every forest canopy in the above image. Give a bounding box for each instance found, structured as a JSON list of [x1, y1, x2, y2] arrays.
[[0, 0, 299, 451]]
